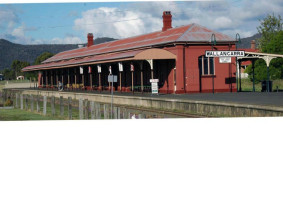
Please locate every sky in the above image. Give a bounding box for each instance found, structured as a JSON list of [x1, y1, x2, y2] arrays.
[[0, 0, 283, 45]]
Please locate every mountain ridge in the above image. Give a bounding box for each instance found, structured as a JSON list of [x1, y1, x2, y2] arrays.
[[0, 37, 116, 71]]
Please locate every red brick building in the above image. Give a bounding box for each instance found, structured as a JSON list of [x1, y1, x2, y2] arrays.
[[23, 11, 237, 94]]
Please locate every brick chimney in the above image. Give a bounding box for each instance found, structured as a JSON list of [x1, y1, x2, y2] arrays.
[[87, 33, 94, 47], [251, 40, 256, 50], [162, 11, 172, 32]]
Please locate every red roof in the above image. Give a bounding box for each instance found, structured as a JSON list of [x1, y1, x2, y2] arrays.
[[23, 23, 235, 71]]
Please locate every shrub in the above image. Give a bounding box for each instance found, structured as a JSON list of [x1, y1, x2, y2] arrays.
[[4, 98, 13, 106]]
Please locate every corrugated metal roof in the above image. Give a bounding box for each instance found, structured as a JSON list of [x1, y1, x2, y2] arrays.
[[23, 49, 144, 71], [23, 23, 235, 71]]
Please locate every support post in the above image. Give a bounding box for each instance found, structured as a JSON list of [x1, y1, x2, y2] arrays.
[[60, 96, 64, 116], [90, 101, 95, 119], [252, 60, 255, 92], [30, 95, 34, 112], [25, 95, 28, 110], [99, 73, 101, 91], [267, 66, 270, 92], [132, 71, 134, 94], [122, 108, 127, 119], [68, 68, 70, 87], [140, 62, 144, 93], [104, 104, 109, 119], [90, 73, 92, 89], [51, 96, 55, 116], [128, 110, 131, 119], [238, 60, 242, 92], [75, 70, 77, 89], [79, 99, 83, 120], [84, 99, 89, 119], [82, 74, 84, 87], [46, 71, 48, 86], [68, 97, 72, 120], [36, 95, 40, 113], [51, 71, 53, 87], [95, 103, 101, 119], [56, 71, 58, 88], [43, 96, 47, 116], [20, 94, 23, 110], [117, 107, 120, 119], [120, 72, 122, 92], [16, 93, 19, 108], [113, 106, 118, 119]]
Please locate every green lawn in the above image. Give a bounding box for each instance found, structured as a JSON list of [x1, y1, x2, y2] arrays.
[[240, 78, 283, 92], [0, 108, 66, 121]]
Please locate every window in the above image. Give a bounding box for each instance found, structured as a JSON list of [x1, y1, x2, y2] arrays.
[[198, 56, 215, 75]]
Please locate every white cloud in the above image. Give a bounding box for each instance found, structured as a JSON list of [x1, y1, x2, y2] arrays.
[[11, 25, 25, 38], [73, 7, 162, 39], [2, 1, 283, 44], [0, 7, 19, 30], [50, 36, 83, 44], [212, 17, 232, 29]]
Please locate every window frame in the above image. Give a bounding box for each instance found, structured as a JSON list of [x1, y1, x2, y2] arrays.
[[199, 55, 215, 76]]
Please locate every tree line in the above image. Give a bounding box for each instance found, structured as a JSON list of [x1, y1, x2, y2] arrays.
[[245, 14, 283, 83], [0, 52, 54, 81]]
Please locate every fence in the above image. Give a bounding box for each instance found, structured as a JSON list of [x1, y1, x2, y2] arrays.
[[1, 90, 174, 120]]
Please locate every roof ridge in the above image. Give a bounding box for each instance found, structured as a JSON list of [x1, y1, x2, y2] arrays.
[[176, 23, 195, 41]]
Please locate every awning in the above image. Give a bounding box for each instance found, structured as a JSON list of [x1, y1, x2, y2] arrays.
[[22, 48, 176, 72]]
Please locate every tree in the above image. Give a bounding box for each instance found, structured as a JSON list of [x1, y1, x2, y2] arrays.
[[245, 59, 281, 83], [257, 13, 282, 51], [10, 60, 30, 79], [33, 52, 54, 65], [262, 30, 283, 54], [246, 14, 283, 82], [2, 68, 14, 80], [25, 52, 54, 80]]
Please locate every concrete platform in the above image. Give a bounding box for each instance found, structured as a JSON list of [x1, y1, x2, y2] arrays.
[[3, 88, 283, 117]]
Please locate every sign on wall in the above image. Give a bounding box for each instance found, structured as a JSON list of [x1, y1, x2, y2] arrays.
[[150, 79, 159, 94], [130, 63, 134, 72], [205, 51, 245, 57], [219, 57, 232, 63], [108, 75, 117, 83], [97, 65, 101, 73], [118, 62, 123, 72], [80, 67, 83, 74]]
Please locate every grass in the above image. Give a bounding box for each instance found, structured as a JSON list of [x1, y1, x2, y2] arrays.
[[0, 108, 65, 121], [0, 96, 81, 121], [240, 78, 283, 92]]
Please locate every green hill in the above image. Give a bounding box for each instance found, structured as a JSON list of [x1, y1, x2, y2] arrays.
[[0, 37, 116, 71]]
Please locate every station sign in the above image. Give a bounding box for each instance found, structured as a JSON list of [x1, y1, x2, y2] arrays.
[[97, 65, 101, 73], [150, 79, 159, 94], [130, 63, 134, 72], [219, 57, 232, 63], [205, 51, 245, 57], [108, 75, 117, 83], [150, 79, 159, 83], [118, 62, 123, 72]]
